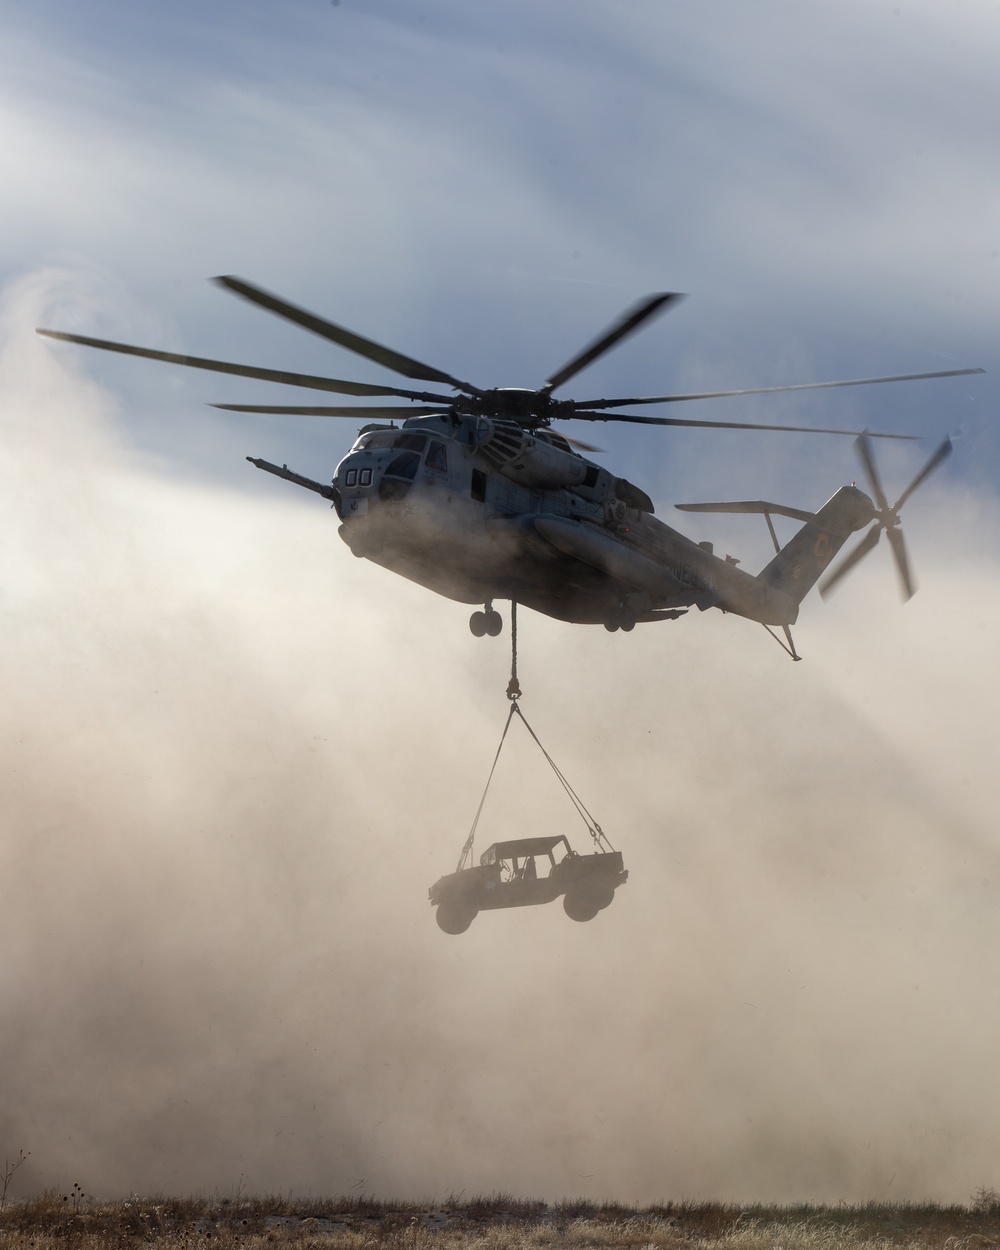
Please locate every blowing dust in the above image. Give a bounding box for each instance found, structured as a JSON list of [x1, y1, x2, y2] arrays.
[[1, 271, 998, 1205]]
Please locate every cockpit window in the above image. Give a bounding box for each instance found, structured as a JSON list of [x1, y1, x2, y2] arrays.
[[425, 440, 448, 472], [383, 451, 421, 481], [352, 431, 430, 454], [378, 451, 420, 503], [393, 433, 428, 453], [353, 431, 397, 451]]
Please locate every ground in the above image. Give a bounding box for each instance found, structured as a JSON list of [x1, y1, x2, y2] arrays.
[[3, 1194, 1000, 1250]]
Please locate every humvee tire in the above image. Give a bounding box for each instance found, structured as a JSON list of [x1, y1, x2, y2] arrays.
[[436, 901, 478, 934], [590, 882, 616, 911], [563, 889, 600, 922]]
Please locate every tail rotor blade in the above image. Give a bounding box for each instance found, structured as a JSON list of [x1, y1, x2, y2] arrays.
[[892, 437, 953, 513], [822, 434, 950, 602], [819, 524, 882, 599], [885, 524, 915, 600], [855, 432, 890, 513]]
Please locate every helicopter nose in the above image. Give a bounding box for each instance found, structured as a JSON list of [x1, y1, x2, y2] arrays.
[[337, 453, 375, 493], [333, 452, 378, 520]]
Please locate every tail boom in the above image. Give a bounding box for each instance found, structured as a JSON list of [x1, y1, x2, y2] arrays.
[[759, 485, 874, 605]]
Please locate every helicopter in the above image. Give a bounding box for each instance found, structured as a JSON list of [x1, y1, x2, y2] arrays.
[[37, 277, 981, 659]]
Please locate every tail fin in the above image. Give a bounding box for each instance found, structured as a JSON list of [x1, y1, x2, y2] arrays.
[[760, 485, 874, 604]]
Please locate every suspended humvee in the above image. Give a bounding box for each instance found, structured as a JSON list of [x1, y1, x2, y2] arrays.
[[429, 834, 627, 934]]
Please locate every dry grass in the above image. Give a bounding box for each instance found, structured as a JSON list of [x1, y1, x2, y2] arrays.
[[2, 1194, 1000, 1250]]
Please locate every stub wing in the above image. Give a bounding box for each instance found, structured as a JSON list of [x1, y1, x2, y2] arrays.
[[675, 500, 817, 524]]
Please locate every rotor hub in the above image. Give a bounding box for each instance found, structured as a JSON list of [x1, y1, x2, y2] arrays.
[[454, 388, 574, 429]]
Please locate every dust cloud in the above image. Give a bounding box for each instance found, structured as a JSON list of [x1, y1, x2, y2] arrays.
[[1, 271, 998, 1205]]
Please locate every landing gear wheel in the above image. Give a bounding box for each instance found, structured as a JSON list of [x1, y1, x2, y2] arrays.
[[469, 611, 488, 637], [618, 607, 637, 632], [484, 610, 503, 637], [436, 902, 478, 934], [603, 609, 620, 633]]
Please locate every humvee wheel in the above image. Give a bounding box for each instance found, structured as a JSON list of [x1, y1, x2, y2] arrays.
[[563, 889, 600, 923], [436, 902, 478, 934], [590, 883, 616, 911]]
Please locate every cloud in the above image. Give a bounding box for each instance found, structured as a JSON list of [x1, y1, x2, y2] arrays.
[[3, 0, 996, 512]]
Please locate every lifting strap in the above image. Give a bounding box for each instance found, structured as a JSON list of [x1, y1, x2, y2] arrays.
[[455, 701, 517, 873], [456, 602, 615, 873]]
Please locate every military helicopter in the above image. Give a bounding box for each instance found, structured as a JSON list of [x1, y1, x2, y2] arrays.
[[37, 278, 981, 658]]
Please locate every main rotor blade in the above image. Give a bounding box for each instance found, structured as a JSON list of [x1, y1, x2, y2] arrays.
[[854, 432, 890, 512], [542, 293, 683, 394], [892, 437, 953, 512], [819, 525, 882, 598], [567, 410, 916, 439], [885, 524, 915, 600], [211, 404, 451, 418], [36, 329, 455, 401], [560, 433, 604, 453], [215, 276, 484, 396], [572, 367, 985, 411]]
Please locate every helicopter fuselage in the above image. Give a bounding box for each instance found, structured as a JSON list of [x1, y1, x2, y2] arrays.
[[38, 275, 970, 644], [320, 411, 871, 630]]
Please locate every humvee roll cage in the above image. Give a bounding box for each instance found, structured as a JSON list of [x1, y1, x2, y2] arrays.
[[479, 835, 574, 867]]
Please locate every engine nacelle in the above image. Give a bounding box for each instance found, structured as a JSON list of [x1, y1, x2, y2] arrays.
[[468, 415, 592, 490], [466, 415, 653, 511], [499, 436, 589, 490]]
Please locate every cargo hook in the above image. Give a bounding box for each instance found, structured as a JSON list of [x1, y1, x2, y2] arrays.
[[506, 600, 522, 701]]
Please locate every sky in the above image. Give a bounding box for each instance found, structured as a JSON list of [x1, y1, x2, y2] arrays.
[[1, 0, 999, 1206]]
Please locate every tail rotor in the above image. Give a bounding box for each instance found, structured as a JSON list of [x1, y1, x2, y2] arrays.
[[819, 433, 952, 601]]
